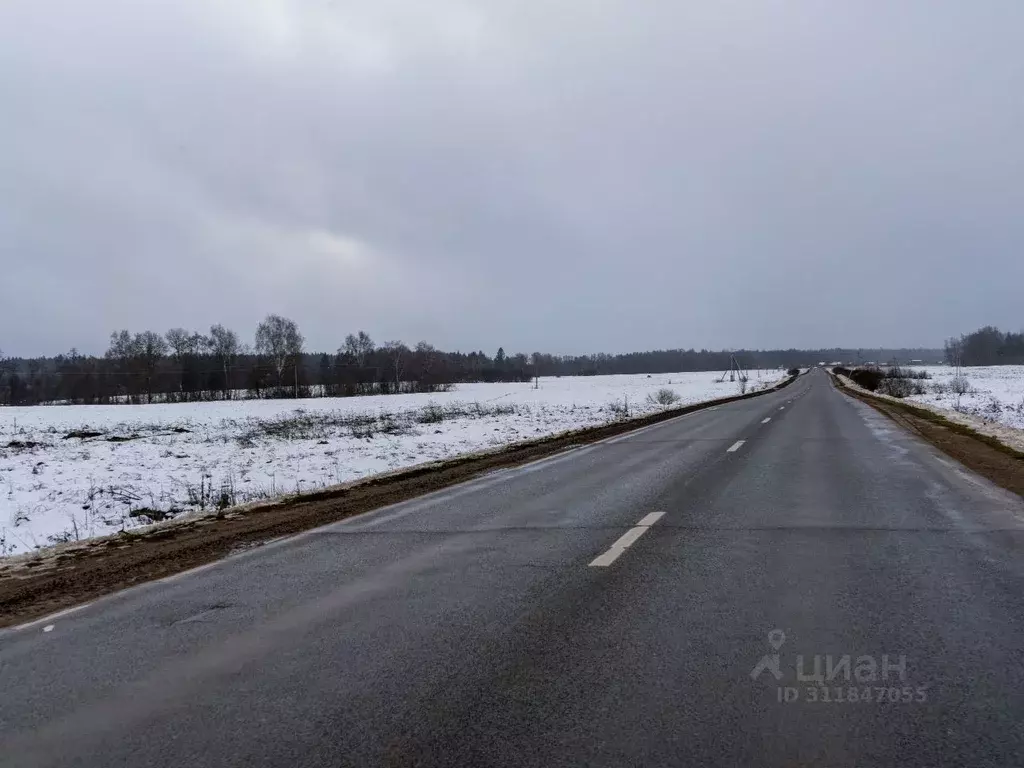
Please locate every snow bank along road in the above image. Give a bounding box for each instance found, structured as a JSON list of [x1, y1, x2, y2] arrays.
[[0, 370, 783, 555], [2, 369, 1024, 767], [903, 364, 1024, 432]]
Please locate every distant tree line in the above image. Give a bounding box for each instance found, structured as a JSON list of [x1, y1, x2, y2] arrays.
[[944, 326, 1024, 367], [0, 321, 943, 407]]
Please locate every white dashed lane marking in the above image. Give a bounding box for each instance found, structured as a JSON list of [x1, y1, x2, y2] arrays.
[[589, 511, 666, 567], [761, 417, 771, 424], [636, 511, 665, 527], [727, 440, 746, 453]]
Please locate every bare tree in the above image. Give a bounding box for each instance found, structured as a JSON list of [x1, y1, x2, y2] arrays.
[[106, 330, 136, 362], [136, 331, 168, 403], [383, 340, 407, 391], [415, 341, 436, 389], [104, 330, 167, 403], [165, 328, 191, 360], [104, 331, 133, 400], [165, 328, 207, 397], [341, 330, 375, 366], [207, 324, 240, 398], [341, 334, 356, 360], [255, 314, 304, 396]]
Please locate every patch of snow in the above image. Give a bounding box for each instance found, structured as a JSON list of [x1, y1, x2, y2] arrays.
[[903, 366, 1024, 431]]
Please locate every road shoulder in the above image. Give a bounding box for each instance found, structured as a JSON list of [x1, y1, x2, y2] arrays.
[[829, 371, 1024, 500]]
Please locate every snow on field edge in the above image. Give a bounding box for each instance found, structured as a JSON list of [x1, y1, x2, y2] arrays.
[[834, 369, 1024, 454], [1, 371, 785, 557]]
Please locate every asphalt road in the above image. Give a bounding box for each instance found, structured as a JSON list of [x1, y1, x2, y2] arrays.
[[2, 368, 1024, 767]]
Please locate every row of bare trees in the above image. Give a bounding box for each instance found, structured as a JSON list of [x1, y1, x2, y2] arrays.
[[0, 317, 533, 405], [98, 324, 245, 404], [0, 330, 948, 407]]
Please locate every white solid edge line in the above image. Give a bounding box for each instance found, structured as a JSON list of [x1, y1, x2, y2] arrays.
[[598, 405, 710, 446], [2, 602, 94, 635], [727, 440, 746, 452], [761, 417, 771, 424]]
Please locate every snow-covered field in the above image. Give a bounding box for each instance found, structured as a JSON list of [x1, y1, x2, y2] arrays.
[[0, 370, 783, 556], [900, 365, 1024, 431]]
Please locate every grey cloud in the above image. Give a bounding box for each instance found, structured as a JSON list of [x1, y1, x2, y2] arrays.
[[2, 0, 1022, 357]]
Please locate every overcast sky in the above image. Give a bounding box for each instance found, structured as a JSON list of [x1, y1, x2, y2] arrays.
[[2, 1, 1022, 357]]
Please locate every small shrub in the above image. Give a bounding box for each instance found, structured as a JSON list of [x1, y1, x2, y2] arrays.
[[379, 415, 411, 436], [950, 376, 972, 395], [788, 367, 801, 377], [884, 367, 930, 380], [646, 388, 681, 406], [849, 368, 884, 392], [417, 403, 446, 424], [878, 377, 911, 398], [607, 398, 629, 418], [977, 397, 1002, 416], [352, 424, 376, 439]]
